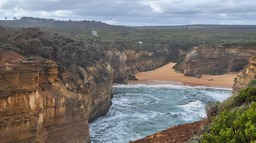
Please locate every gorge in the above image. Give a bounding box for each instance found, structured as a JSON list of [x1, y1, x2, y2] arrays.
[[0, 20, 256, 143]]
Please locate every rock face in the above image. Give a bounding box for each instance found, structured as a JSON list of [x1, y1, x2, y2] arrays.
[[233, 57, 256, 92], [107, 49, 170, 83], [177, 46, 256, 77], [0, 28, 173, 142], [0, 53, 91, 143]]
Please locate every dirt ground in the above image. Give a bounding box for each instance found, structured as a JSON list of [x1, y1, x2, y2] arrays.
[[130, 119, 208, 143]]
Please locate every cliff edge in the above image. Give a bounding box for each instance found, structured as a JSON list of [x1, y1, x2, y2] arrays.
[[0, 27, 173, 142]]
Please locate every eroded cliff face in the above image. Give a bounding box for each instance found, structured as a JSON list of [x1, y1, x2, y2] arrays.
[[0, 52, 91, 143], [0, 28, 173, 142], [233, 57, 256, 92], [0, 51, 170, 143], [106, 49, 170, 83], [176, 46, 256, 77]]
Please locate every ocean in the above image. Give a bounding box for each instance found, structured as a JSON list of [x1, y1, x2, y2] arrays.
[[89, 84, 232, 143]]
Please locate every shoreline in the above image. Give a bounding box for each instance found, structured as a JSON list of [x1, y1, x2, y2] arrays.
[[129, 63, 236, 143], [128, 62, 237, 88]]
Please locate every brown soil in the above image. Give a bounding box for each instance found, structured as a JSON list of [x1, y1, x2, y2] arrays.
[[130, 119, 208, 143]]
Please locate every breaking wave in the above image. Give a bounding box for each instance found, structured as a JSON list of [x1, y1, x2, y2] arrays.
[[90, 84, 232, 143]]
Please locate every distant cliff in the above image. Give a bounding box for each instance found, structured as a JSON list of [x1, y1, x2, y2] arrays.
[[0, 27, 173, 142], [174, 46, 256, 77]]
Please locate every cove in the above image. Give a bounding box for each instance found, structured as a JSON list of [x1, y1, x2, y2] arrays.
[[90, 84, 232, 143]]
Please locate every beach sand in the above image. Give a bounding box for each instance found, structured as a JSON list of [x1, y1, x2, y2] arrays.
[[129, 63, 237, 88]]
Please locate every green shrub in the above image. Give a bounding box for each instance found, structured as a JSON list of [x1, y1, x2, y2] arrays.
[[234, 87, 256, 106], [205, 102, 220, 120], [218, 95, 236, 112], [247, 79, 256, 87], [201, 102, 256, 143], [218, 87, 256, 112]]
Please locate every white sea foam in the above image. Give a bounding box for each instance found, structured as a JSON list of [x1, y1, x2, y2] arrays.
[[113, 84, 188, 89], [143, 95, 161, 105], [91, 84, 232, 143], [203, 91, 232, 102], [113, 84, 232, 91], [178, 100, 206, 118]]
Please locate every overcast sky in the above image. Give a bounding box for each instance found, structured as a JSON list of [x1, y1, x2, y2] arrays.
[[0, 0, 255, 26]]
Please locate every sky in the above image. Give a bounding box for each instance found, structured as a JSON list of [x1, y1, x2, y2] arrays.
[[0, 0, 256, 26]]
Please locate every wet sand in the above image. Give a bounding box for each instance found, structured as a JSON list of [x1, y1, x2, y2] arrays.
[[129, 63, 237, 88]]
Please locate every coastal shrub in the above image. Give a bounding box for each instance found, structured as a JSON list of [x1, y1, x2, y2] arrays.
[[201, 102, 256, 143], [234, 87, 256, 106], [247, 79, 256, 87], [205, 102, 220, 120], [218, 95, 236, 112]]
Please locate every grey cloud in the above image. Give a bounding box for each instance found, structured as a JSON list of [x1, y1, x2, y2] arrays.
[[0, 0, 256, 25]]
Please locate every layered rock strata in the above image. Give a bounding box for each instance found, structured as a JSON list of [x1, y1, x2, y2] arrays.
[[233, 57, 256, 92], [177, 46, 256, 77], [0, 27, 172, 143], [0, 55, 91, 143]]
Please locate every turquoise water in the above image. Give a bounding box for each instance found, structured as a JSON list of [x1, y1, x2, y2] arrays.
[[90, 84, 232, 143]]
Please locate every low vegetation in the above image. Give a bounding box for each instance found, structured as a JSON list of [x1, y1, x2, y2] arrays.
[[248, 79, 256, 87], [201, 87, 256, 142], [234, 87, 256, 106], [205, 102, 220, 121], [1, 17, 256, 55], [202, 102, 256, 143]]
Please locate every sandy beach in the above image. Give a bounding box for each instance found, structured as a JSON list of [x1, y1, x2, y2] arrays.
[[129, 63, 237, 88]]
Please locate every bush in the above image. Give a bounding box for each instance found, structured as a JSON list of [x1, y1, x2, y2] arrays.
[[218, 95, 236, 112], [247, 79, 256, 87], [205, 102, 220, 120], [234, 87, 256, 106], [218, 87, 256, 112], [201, 102, 256, 143]]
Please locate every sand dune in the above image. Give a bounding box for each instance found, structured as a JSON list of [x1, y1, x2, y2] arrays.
[[130, 63, 237, 88]]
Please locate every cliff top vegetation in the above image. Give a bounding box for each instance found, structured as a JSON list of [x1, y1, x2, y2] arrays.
[[1, 17, 256, 52]]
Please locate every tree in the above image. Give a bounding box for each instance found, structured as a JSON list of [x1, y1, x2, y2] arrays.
[[4, 17, 7, 20]]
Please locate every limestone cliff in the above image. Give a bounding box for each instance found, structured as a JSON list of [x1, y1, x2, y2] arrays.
[[176, 46, 256, 77], [0, 52, 91, 143], [0, 27, 172, 142], [233, 57, 256, 92], [106, 49, 170, 83]]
